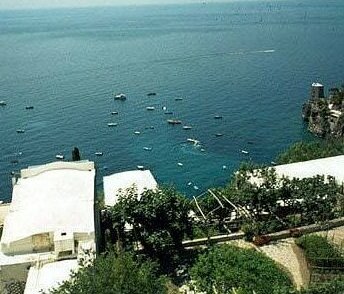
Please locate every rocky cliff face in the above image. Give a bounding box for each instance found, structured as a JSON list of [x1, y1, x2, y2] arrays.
[[302, 98, 330, 137], [302, 88, 344, 138]]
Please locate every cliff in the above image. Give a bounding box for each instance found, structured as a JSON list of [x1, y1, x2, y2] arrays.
[[302, 87, 344, 138]]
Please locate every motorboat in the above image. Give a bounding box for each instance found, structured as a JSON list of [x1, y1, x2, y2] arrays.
[[214, 115, 223, 119], [111, 111, 119, 115], [114, 93, 126, 100], [183, 126, 192, 130], [164, 111, 173, 115], [167, 119, 182, 125], [241, 150, 249, 154], [16, 129, 25, 133], [215, 133, 223, 137], [187, 138, 200, 145], [147, 92, 157, 96], [177, 162, 183, 166], [134, 131, 141, 135], [175, 97, 183, 101], [95, 152, 103, 156], [55, 154, 64, 160], [137, 165, 145, 170], [146, 106, 155, 111], [107, 123, 118, 127], [143, 147, 152, 151], [25, 106, 34, 110], [0, 101, 6, 106]]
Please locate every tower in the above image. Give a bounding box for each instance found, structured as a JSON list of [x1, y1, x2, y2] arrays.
[[311, 82, 325, 99]]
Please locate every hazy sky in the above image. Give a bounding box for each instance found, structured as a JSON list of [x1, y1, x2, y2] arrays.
[[0, 0, 224, 10]]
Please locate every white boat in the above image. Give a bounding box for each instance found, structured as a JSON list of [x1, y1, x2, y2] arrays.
[[107, 123, 118, 127], [143, 147, 152, 151], [137, 165, 145, 170], [114, 93, 126, 100], [16, 129, 25, 133], [214, 115, 223, 119], [175, 97, 183, 101], [177, 162, 183, 167], [55, 154, 64, 160], [95, 152, 103, 156], [146, 106, 155, 111], [0, 101, 6, 106], [111, 111, 118, 115], [187, 138, 200, 145], [167, 119, 182, 125], [215, 133, 223, 137], [183, 126, 192, 130], [241, 150, 249, 154], [134, 131, 141, 135]]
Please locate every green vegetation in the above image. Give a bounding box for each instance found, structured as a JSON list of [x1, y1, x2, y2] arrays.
[[299, 278, 344, 294], [276, 139, 344, 164], [190, 244, 293, 294], [105, 186, 192, 270], [296, 235, 344, 268], [222, 168, 341, 236], [46, 252, 167, 294]]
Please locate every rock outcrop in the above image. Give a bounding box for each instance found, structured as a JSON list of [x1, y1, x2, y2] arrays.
[[302, 86, 344, 138]]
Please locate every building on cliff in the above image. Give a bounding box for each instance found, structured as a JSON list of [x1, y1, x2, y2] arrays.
[[251, 155, 344, 187], [103, 169, 158, 206], [311, 82, 325, 99], [0, 161, 97, 294]]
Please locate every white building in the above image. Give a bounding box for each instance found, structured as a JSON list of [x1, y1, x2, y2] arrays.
[[251, 155, 344, 186], [0, 160, 96, 294], [103, 170, 158, 206]]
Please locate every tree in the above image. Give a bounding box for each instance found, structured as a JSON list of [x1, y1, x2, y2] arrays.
[[190, 244, 293, 294], [46, 252, 167, 294], [107, 186, 192, 269]]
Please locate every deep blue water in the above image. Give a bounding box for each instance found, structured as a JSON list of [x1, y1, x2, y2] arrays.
[[0, 0, 344, 202]]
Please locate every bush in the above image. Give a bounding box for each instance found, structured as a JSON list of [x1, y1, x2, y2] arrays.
[[299, 278, 344, 294], [46, 252, 168, 294], [190, 244, 294, 294], [296, 235, 344, 267], [277, 139, 344, 164]]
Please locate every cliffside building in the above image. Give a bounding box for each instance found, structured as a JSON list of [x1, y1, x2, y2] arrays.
[[0, 161, 97, 294], [103, 170, 158, 206]]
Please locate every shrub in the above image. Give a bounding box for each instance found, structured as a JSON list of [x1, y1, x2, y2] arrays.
[[296, 235, 344, 267], [46, 252, 168, 294], [299, 278, 344, 294], [190, 244, 293, 294]]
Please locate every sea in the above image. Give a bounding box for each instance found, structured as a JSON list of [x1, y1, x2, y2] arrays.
[[0, 0, 344, 202]]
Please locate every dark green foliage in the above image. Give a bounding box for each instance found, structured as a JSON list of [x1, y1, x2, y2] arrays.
[[107, 186, 192, 268], [277, 139, 344, 164], [190, 244, 293, 294], [223, 167, 340, 236], [46, 252, 167, 294], [296, 235, 344, 267], [299, 278, 344, 294]]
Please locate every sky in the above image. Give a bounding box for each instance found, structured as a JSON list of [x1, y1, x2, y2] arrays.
[[0, 0, 226, 10]]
